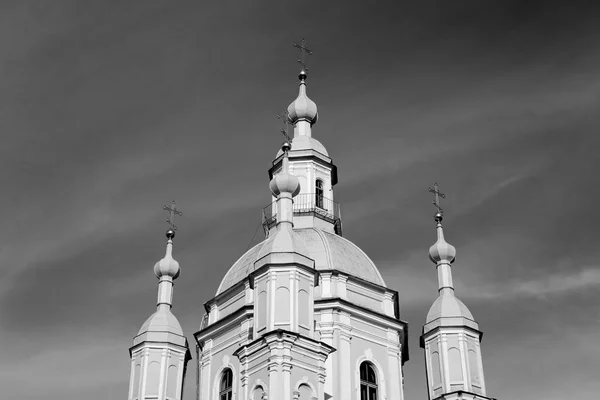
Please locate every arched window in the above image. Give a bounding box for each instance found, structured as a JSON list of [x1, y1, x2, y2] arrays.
[[360, 362, 377, 400], [219, 368, 233, 400], [315, 179, 324, 209]]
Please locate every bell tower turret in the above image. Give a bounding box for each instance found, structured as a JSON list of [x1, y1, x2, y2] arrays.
[[266, 53, 341, 237], [420, 184, 495, 400], [128, 205, 191, 400]]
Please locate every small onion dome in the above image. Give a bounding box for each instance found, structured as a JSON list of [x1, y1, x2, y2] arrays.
[[287, 76, 318, 125], [154, 233, 181, 279], [428, 219, 456, 264], [269, 143, 300, 197]]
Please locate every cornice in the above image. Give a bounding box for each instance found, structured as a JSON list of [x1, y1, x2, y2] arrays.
[[194, 305, 253, 346]]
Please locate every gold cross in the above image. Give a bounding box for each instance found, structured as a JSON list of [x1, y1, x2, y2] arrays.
[[293, 38, 313, 71], [163, 200, 183, 231], [277, 110, 292, 142], [428, 182, 445, 215]]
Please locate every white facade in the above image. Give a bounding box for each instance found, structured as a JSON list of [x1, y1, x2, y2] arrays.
[[194, 73, 407, 400], [129, 70, 494, 400]]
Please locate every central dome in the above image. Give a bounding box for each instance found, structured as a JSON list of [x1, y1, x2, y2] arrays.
[[216, 227, 386, 295]]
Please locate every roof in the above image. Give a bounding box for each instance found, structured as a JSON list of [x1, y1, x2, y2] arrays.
[[216, 227, 386, 295], [423, 293, 479, 334], [137, 308, 184, 336], [133, 308, 187, 348], [276, 135, 329, 157]]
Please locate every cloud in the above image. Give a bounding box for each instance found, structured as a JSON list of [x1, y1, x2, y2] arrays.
[[461, 265, 600, 300], [0, 338, 128, 398]]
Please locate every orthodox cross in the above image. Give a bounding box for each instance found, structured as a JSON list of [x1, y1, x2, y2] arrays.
[[277, 110, 292, 142], [163, 200, 183, 231], [293, 38, 313, 71], [428, 182, 446, 215]]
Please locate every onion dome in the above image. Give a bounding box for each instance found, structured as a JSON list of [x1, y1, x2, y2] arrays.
[[428, 213, 456, 264], [287, 73, 318, 126], [269, 142, 300, 197], [153, 229, 181, 279]]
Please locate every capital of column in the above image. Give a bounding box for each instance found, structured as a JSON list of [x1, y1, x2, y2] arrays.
[[317, 371, 327, 384], [339, 330, 352, 342], [267, 360, 279, 372], [282, 361, 293, 373]]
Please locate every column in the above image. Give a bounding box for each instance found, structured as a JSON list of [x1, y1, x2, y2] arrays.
[[157, 348, 168, 400], [338, 329, 352, 400], [268, 360, 280, 400], [140, 350, 150, 400]]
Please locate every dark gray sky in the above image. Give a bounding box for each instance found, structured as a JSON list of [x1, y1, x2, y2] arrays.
[[1, 1, 599, 399]]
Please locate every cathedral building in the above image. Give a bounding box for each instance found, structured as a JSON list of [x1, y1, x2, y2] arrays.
[[127, 66, 496, 400]]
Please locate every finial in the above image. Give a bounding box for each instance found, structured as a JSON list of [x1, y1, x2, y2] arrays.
[[293, 38, 312, 79], [287, 40, 318, 128], [154, 204, 182, 280], [277, 110, 293, 143], [428, 182, 456, 264], [269, 134, 300, 198], [428, 182, 445, 222], [163, 201, 182, 233]]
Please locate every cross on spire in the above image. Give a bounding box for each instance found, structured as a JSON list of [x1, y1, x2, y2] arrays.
[[163, 200, 183, 231], [293, 38, 313, 72], [277, 110, 292, 142], [428, 182, 446, 216]]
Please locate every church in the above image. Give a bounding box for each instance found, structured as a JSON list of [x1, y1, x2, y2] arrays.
[[126, 56, 496, 400]]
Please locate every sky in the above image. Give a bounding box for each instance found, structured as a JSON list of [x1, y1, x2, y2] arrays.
[[0, 0, 599, 399]]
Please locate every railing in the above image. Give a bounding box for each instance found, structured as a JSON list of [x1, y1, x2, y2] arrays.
[[262, 193, 343, 236]]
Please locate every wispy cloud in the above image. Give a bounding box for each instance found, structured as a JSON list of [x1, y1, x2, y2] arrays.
[[461, 265, 600, 300], [0, 339, 128, 398]]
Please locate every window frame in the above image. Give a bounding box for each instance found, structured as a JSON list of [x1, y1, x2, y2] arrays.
[[359, 362, 378, 400], [315, 179, 324, 209], [219, 368, 233, 400]]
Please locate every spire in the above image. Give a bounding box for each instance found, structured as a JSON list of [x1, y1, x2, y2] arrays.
[[153, 229, 181, 309], [428, 183, 456, 295], [423, 183, 475, 326], [128, 205, 190, 400], [288, 39, 318, 136], [421, 184, 489, 400]]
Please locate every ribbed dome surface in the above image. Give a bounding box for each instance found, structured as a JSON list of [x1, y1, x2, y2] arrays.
[[137, 309, 184, 336], [426, 294, 474, 322], [216, 227, 386, 295]]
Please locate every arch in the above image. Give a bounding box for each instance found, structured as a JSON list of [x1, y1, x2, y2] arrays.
[[212, 362, 237, 400], [132, 363, 141, 397], [257, 290, 267, 330], [146, 361, 160, 396], [219, 368, 233, 400], [294, 377, 317, 398], [275, 286, 290, 323], [298, 289, 310, 327], [359, 362, 377, 400], [315, 179, 324, 209], [431, 351, 442, 387], [354, 351, 387, 400], [249, 379, 268, 400], [448, 347, 463, 382], [166, 364, 178, 398], [468, 349, 480, 385]]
